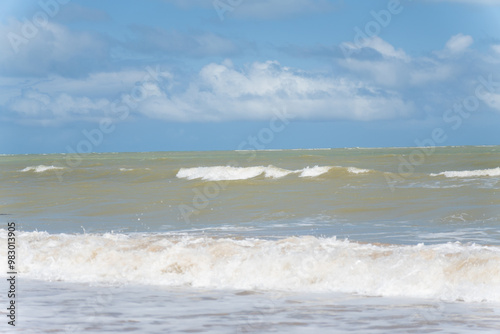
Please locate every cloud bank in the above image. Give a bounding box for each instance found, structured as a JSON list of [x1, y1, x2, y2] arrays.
[[1, 15, 499, 125]]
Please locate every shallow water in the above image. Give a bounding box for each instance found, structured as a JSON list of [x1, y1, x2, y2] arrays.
[[5, 279, 500, 333], [1, 146, 499, 332]]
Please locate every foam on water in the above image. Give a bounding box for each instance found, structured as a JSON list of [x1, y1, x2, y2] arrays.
[[297, 165, 332, 177], [176, 165, 292, 181], [15, 278, 500, 334], [176, 165, 372, 181], [3, 230, 499, 302], [20, 165, 65, 173], [431, 167, 500, 178], [346, 167, 371, 174]]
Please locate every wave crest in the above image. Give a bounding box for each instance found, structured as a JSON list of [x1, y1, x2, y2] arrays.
[[20, 165, 65, 173], [176, 165, 293, 181], [431, 167, 500, 178], [4, 231, 500, 302], [346, 167, 371, 174], [176, 165, 372, 181]]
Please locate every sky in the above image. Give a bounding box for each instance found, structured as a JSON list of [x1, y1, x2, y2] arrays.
[[0, 0, 499, 154]]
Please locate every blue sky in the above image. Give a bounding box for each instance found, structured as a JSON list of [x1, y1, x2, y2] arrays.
[[1, 0, 499, 153]]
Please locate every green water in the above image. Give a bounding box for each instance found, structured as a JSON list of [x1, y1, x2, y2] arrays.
[[1, 146, 499, 244]]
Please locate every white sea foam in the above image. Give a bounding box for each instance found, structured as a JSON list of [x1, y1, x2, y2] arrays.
[[262, 166, 293, 178], [20, 165, 65, 173], [3, 231, 500, 302], [176, 165, 374, 181], [346, 167, 371, 174], [298, 166, 332, 177], [176, 166, 293, 181], [431, 167, 500, 178], [175, 165, 372, 181]]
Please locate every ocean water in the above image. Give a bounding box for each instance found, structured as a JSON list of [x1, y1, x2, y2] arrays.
[[1, 146, 500, 333]]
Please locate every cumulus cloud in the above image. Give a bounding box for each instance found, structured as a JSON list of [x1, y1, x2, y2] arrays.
[[113, 60, 415, 122], [5, 31, 499, 125], [428, 33, 474, 60], [337, 36, 458, 88], [1, 23, 498, 126], [478, 91, 500, 112], [5, 88, 110, 125], [443, 33, 474, 55], [0, 18, 244, 79], [1, 68, 174, 123], [2, 60, 415, 124], [409, 62, 454, 86], [340, 36, 410, 62], [0, 20, 109, 77]]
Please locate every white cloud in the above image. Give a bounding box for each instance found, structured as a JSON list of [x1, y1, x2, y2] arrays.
[[478, 92, 500, 112], [444, 33, 473, 54], [409, 63, 454, 85], [7, 88, 110, 122], [2, 28, 498, 126], [0, 20, 109, 77], [341, 36, 410, 62], [1, 69, 162, 107], [433, 33, 474, 58], [364, 37, 410, 62], [337, 35, 482, 88], [133, 60, 414, 122], [338, 34, 471, 88], [339, 59, 407, 87], [3, 61, 415, 123], [338, 37, 420, 87]]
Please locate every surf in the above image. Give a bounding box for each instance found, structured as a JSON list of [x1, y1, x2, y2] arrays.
[[430, 167, 500, 178], [5, 230, 500, 303], [176, 165, 374, 181]]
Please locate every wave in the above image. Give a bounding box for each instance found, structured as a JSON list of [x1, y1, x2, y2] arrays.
[[346, 167, 371, 174], [176, 165, 293, 181], [20, 165, 65, 173], [176, 165, 372, 181], [118, 168, 151, 172], [3, 231, 499, 302], [298, 166, 332, 177], [431, 167, 500, 178]]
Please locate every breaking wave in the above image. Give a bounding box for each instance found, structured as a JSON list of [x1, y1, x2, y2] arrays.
[[176, 165, 373, 181], [20, 165, 65, 173], [3, 230, 500, 302], [431, 167, 500, 178]]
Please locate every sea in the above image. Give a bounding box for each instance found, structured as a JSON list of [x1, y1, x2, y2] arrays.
[[1, 146, 500, 333]]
